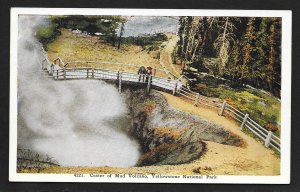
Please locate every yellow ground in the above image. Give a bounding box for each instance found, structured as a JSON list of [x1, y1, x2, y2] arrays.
[[47, 29, 167, 77], [159, 35, 182, 77]]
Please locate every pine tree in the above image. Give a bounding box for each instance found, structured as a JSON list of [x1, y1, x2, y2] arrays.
[[175, 16, 281, 96]]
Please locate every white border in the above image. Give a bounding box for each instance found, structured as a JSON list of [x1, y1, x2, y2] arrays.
[[9, 8, 292, 184]]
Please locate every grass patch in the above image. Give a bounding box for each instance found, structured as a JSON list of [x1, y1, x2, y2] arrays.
[[196, 84, 281, 136], [121, 33, 168, 52]]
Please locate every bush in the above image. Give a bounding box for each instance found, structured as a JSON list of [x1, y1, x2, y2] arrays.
[[121, 33, 168, 49], [36, 23, 60, 50]]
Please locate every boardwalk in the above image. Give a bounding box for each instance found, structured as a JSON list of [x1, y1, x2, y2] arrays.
[[44, 62, 179, 93]]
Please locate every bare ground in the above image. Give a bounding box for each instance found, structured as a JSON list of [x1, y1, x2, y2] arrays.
[[159, 35, 182, 78], [159, 34, 186, 77]]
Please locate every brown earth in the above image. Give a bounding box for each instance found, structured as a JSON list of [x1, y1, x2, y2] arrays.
[[159, 35, 182, 78]]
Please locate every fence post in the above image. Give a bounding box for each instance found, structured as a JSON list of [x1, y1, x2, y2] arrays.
[[92, 68, 94, 79], [56, 70, 58, 80], [50, 64, 54, 75], [87, 69, 89, 78], [63, 68, 66, 80], [194, 93, 200, 106], [219, 101, 227, 116], [240, 113, 249, 130], [172, 81, 178, 95], [265, 130, 273, 147], [147, 75, 152, 94], [153, 68, 157, 76], [119, 72, 122, 93], [42, 59, 46, 70]]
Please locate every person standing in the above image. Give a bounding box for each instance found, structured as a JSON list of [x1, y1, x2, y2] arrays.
[[137, 66, 147, 82], [146, 66, 153, 82]]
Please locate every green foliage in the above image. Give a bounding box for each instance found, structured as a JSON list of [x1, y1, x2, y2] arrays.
[[36, 23, 60, 50], [197, 84, 280, 136], [121, 33, 168, 51]]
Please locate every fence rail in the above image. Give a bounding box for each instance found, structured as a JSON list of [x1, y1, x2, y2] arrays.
[[63, 60, 174, 79], [41, 55, 281, 153]]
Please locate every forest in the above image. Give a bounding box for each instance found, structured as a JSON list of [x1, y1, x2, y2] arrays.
[[176, 16, 282, 97]]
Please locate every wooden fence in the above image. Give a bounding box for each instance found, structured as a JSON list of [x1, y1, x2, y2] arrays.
[[53, 59, 177, 79], [41, 54, 281, 153], [175, 85, 281, 153]]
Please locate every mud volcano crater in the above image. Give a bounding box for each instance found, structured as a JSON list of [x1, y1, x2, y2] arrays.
[[123, 88, 241, 167]]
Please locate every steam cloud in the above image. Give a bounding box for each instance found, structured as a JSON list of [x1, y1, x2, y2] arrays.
[[17, 15, 140, 167]]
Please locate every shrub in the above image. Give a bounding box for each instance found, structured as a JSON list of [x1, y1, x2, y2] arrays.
[[264, 123, 279, 132], [121, 33, 168, 49], [36, 23, 60, 50]]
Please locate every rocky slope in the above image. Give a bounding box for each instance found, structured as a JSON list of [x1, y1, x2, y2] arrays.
[[123, 88, 241, 166]]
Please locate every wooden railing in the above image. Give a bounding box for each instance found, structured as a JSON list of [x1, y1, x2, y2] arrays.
[[53, 57, 66, 68], [63, 61, 176, 79], [41, 53, 281, 153]]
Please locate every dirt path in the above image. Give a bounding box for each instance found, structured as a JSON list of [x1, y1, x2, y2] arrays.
[[159, 92, 280, 175], [159, 35, 181, 78]]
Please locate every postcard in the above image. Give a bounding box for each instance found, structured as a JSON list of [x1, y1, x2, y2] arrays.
[[9, 8, 291, 183]]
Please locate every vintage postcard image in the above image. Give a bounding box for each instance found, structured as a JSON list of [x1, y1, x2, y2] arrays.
[[9, 8, 291, 183]]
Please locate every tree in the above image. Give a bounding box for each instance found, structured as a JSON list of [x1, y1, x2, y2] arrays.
[[213, 17, 236, 76], [117, 22, 125, 49]]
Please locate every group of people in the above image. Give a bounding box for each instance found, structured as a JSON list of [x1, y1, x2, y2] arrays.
[[137, 65, 189, 92], [137, 66, 153, 82]]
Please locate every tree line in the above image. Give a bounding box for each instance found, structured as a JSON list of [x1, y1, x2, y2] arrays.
[[176, 16, 282, 97]]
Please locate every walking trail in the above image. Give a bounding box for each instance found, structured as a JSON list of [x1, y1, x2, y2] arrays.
[[159, 35, 181, 78]]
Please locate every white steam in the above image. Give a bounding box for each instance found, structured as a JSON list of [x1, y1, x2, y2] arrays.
[[17, 15, 140, 167]]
